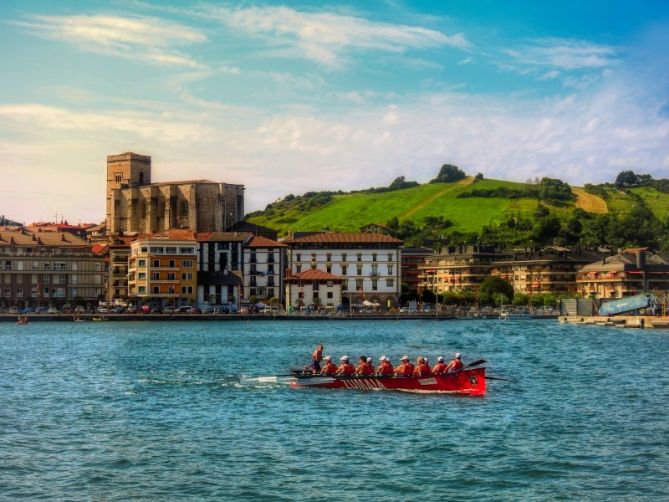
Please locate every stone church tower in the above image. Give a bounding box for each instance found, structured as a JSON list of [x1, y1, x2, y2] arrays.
[[105, 152, 244, 235]]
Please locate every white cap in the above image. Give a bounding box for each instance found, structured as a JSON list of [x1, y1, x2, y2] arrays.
[[455, 352, 461, 359], [340, 355, 349, 362], [437, 356, 444, 362], [401, 355, 409, 361], [324, 355, 331, 361], [367, 357, 373, 363], [379, 356, 386, 362]]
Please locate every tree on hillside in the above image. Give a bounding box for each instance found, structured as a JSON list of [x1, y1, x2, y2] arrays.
[[615, 170, 639, 188], [479, 276, 514, 306], [431, 164, 466, 183], [538, 177, 573, 201]]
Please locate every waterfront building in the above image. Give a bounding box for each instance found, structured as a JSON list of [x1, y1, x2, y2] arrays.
[[284, 269, 343, 309], [491, 246, 602, 295], [0, 228, 105, 308], [576, 248, 669, 299], [401, 247, 433, 295], [94, 236, 136, 305], [284, 232, 403, 307], [127, 230, 198, 306], [106, 152, 245, 235], [417, 245, 509, 294], [242, 236, 288, 304], [197, 232, 252, 307]]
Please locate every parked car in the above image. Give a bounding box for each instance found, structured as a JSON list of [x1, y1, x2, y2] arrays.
[[35, 306, 49, 314], [177, 306, 193, 314], [200, 306, 214, 314], [97, 307, 109, 314], [141, 305, 151, 314], [163, 306, 175, 314], [111, 306, 125, 314], [8, 306, 19, 314], [126, 305, 138, 314], [47, 306, 59, 314], [22, 307, 35, 314], [152, 306, 164, 314]]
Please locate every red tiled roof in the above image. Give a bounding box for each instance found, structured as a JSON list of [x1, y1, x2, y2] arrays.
[[285, 232, 402, 245], [148, 229, 196, 241], [91, 244, 109, 255], [285, 268, 343, 282], [248, 236, 288, 248], [196, 232, 252, 242]]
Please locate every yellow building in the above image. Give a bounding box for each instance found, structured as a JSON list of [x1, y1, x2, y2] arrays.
[[128, 230, 198, 306]]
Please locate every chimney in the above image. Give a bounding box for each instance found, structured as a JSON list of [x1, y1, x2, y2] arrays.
[[61, 234, 67, 242], [636, 250, 646, 269]]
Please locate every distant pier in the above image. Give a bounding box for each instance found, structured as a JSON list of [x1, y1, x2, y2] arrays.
[[559, 315, 669, 329]]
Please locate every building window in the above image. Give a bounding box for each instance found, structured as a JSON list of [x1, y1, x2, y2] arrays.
[[342, 282, 348, 291], [167, 272, 176, 280], [152, 272, 160, 280], [372, 253, 377, 262], [357, 266, 362, 276], [152, 286, 160, 294], [182, 260, 193, 268], [326, 253, 332, 262], [141, 247, 148, 253], [372, 265, 378, 276], [138, 259, 146, 267], [386, 278, 394, 288], [298, 291, 304, 299], [388, 265, 393, 275], [342, 253, 347, 262], [296, 253, 301, 262], [355, 279, 363, 291], [168, 286, 175, 294], [166, 247, 177, 254], [357, 253, 362, 262], [372, 279, 378, 291], [115, 173, 123, 183], [3, 288, 9, 297], [180, 248, 195, 254], [138, 286, 146, 294], [311, 253, 316, 262], [388, 253, 393, 262], [138, 273, 146, 280], [327, 291, 333, 299], [152, 260, 160, 267], [326, 266, 332, 274], [296, 265, 302, 273], [181, 273, 192, 280]]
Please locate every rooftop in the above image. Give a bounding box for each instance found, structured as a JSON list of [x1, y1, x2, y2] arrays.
[[285, 268, 344, 282], [285, 232, 403, 245]]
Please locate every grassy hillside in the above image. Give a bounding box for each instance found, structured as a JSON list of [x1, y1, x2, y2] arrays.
[[246, 176, 669, 236]]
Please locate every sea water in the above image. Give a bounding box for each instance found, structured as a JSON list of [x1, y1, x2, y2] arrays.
[[0, 320, 667, 500]]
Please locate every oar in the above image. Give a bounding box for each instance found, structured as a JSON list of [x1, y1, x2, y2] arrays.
[[486, 376, 513, 382], [465, 359, 486, 368]]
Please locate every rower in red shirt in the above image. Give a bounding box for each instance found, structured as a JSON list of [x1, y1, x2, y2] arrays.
[[445, 353, 464, 373], [335, 355, 356, 376], [413, 356, 432, 377], [394, 355, 414, 377], [356, 355, 374, 376], [432, 356, 448, 375], [320, 355, 337, 375], [376, 356, 394, 376]]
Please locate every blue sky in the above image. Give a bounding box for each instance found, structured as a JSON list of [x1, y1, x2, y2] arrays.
[[1, 0, 668, 223]]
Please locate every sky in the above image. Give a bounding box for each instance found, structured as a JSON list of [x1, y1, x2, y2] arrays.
[[1, 0, 668, 224]]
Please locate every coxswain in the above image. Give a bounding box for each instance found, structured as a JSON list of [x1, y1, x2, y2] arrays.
[[432, 356, 448, 375], [356, 355, 374, 376], [413, 357, 432, 377], [445, 353, 464, 373], [312, 344, 324, 373], [394, 355, 414, 377], [376, 356, 394, 376], [320, 355, 337, 375], [336, 356, 356, 376]]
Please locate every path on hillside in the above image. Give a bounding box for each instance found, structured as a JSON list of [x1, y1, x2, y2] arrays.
[[572, 187, 608, 214], [400, 177, 474, 219]]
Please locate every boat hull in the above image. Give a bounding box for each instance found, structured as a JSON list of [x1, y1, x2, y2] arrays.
[[290, 367, 486, 395]]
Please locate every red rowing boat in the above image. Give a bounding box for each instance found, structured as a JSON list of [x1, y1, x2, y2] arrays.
[[289, 367, 486, 395]]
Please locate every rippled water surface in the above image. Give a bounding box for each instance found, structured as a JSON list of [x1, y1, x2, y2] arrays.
[[1, 319, 668, 501]]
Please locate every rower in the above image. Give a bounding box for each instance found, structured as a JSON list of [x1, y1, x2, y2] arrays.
[[445, 353, 464, 373], [413, 356, 432, 377], [356, 355, 373, 376], [376, 356, 394, 376], [394, 356, 414, 377], [336, 356, 356, 376], [321, 355, 337, 375], [432, 356, 447, 375], [312, 344, 324, 373]]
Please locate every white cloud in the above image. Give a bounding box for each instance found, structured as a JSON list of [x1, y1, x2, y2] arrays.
[[203, 5, 468, 67], [15, 14, 206, 68], [506, 38, 617, 70], [457, 57, 474, 65], [537, 70, 560, 81]]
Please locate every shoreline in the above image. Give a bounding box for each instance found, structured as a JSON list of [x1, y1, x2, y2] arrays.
[[2, 313, 559, 322]]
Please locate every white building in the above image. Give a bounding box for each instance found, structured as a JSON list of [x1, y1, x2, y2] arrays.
[[284, 269, 343, 309], [284, 232, 403, 308], [242, 236, 287, 304]]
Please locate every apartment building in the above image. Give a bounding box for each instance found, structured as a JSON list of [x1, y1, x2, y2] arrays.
[[0, 228, 105, 307], [128, 230, 198, 306], [284, 232, 403, 307], [197, 232, 251, 306], [242, 236, 288, 303], [285, 269, 343, 309]]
